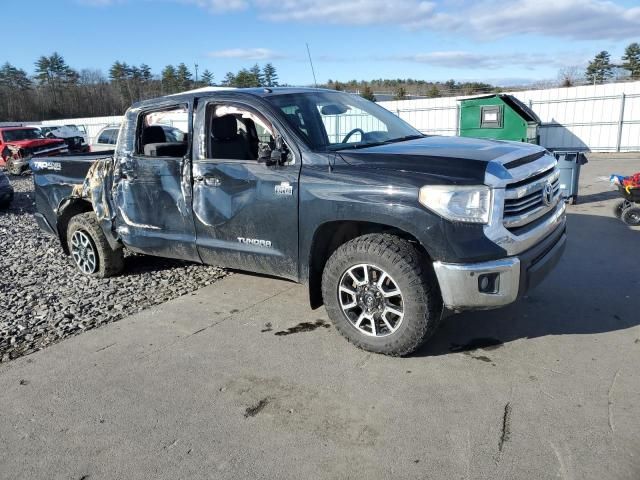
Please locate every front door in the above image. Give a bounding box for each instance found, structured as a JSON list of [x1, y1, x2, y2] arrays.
[[191, 100, 301, 280], [112, 104, 200, 262]]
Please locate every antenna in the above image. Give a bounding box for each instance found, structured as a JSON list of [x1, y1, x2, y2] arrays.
[[306, 43, 318, 88]]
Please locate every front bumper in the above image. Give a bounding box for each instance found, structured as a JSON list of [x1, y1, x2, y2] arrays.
[[433, 223, 566, 310]]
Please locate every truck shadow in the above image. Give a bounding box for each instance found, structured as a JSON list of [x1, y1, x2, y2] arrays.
[[415, 212, 640, 357]]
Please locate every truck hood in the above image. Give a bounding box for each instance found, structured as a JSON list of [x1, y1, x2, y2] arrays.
[[6, 138, 66, 149], [337, 136, 546, 184]]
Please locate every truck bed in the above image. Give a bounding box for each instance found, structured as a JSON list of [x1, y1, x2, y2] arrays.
[[31, 153, 114, 236]]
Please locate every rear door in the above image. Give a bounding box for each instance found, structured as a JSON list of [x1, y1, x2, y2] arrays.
[[112, 104, 199, 261], [191, 98, 301, 280]]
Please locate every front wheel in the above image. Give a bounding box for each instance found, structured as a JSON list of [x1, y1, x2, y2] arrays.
[[322, 234, 442, 356], [67, 212, 124, 277]]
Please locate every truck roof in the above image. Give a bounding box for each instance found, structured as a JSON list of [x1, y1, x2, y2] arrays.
[[132, 87, 339, 109]]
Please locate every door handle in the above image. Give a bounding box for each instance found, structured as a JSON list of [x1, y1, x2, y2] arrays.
[[195, 175, 221, 187]]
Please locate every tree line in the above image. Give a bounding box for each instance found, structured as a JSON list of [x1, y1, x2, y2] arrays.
[[0, 53, 280, 122], [559, 42, 640, 87], [326, 78, 499, 102]]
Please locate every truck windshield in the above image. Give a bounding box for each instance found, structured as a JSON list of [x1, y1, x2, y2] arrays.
[[265, 91, 423, 151], [2, 128, 45, 142]]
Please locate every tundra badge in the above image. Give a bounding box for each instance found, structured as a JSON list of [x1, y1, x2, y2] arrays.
[[275, 182, 293, 196]]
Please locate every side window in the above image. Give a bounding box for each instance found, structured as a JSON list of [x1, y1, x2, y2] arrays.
[[207, 104, 282, 162], [107, 129, 118, 144], [97, 130, 112, 144], [137, 106, 188, 157]]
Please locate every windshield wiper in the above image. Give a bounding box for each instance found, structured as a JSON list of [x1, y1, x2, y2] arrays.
[[381, 134, 424, 144], [330, 134, 424, 151]]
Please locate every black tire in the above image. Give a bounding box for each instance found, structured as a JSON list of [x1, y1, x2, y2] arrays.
[[613, 200, 627, 218], [6, 158, 22, 176], [67, 212, 124, 278], [322, 234, 442, 356], [621, 206, 640, 226], [0, 193, 12, 210]]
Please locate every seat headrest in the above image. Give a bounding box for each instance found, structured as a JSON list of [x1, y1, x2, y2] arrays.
[[212, 115, 238, 140], [141, 125, 166, 145], [285, 113, 302, 129]]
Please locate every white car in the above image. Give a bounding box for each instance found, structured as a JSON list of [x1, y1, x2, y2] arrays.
[[91, 126, 120, 152]]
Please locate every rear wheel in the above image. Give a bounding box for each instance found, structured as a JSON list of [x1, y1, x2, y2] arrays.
[[613, 200, 628, 218], [322, 234, 442, 356], [621, 206, 640, 226], [67, 212, 124, 277]]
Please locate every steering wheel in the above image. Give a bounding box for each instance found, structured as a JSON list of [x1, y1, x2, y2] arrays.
[[341, 128, 365, 144]]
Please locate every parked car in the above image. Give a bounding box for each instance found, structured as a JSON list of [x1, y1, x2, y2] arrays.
[[31, 88, 566, 356], [91, 125, 120, 152], [28, 125, 89, 153], [0, 170, 14, 209], [0, 127, 68, 175]]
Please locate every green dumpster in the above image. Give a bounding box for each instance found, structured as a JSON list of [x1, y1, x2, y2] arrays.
[[459, 94, 540, 144]]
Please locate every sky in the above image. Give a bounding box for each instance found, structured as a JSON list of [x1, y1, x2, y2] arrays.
[[6, 0, 640, 87]]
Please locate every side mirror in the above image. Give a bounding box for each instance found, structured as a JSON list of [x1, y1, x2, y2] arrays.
[[258, 136, 287, 166]]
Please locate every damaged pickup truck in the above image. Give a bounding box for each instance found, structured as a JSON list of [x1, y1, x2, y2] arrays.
[[1, 126, 68, 175], [32, 88, 566, 355]]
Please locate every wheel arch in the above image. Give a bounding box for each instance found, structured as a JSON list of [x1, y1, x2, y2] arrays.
[[306, 220, 433, 309], [56, 197, 95, 255]]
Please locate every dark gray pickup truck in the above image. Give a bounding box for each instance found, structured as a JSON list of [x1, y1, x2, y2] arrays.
[[32, 88, 566, 355]]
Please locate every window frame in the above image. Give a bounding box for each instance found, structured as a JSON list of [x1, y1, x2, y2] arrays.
[[203, 100, 296, 165], [135, 103, 190, 158], [480, 105, 503, 129]]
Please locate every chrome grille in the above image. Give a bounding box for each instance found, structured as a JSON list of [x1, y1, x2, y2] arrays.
[[503, 167, 561, 230]]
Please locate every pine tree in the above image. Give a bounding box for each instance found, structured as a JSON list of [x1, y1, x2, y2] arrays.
[[394, 86, 407, 100], [139, 64, 152, 82], [0, 63, 32, 90], [360, 85, 376, 102], [201, 69, 214, 86], [222, 72, 236, 86], [249, 63, 264, 86], [426, 85, 440, 98], [34, 52, 78, 114], [585, 51, 614, 84], [161, 65, 179, 93], [262, 63, 278, 87], [621, 43, 640, 78], [235, 68, 261, 88], [176, 63, 192, 91]]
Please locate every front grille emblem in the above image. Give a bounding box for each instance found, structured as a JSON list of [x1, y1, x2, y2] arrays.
[[541, 181, 554, 207]]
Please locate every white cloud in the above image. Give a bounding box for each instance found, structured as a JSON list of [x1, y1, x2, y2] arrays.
[[81, 0, 640, 41], [389, 51, 570, 70], [207, 48, 286, 60], [185, 0, 248, 12], [468, 0, 640, 40]]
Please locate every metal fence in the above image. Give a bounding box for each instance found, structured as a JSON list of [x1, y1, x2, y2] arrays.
[[37, 81, 640, 153], [378, 81, 640, 152]]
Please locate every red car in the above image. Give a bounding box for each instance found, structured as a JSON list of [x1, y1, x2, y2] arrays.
[[0, 127, 68, 175]]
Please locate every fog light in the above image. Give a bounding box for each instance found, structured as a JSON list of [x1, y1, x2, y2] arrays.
[[478, 273, 500, 294]]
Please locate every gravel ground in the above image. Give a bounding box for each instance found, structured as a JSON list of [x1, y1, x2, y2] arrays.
[[0, 175, 227, 362]]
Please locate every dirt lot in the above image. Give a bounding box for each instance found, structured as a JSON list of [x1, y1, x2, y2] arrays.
[[0, 155, 639, 480]]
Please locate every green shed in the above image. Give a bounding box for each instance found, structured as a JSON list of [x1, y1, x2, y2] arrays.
[[459, 94, 541, 144]]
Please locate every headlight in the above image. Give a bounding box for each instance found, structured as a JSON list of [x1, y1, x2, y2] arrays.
[[419, 185, 492, 224]]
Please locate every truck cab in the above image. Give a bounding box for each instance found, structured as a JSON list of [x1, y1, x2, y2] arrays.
[[32, 88, 566, 356]]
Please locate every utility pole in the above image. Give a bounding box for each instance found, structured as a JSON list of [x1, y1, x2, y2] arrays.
[[194, 63, 199, 84]]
